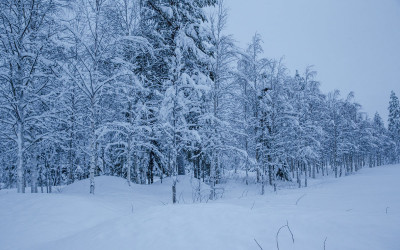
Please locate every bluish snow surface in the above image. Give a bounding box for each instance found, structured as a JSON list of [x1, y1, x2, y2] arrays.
[[0, 165, 399, 250]]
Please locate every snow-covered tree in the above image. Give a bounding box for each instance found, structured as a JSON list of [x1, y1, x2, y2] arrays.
[[200, 0, 236, 198], [0, 0, 59, 193], [235, 33, 270, 185], [143, 0, 216, 203], [0, 0, 394, 198], [388, 91, 400, 163], [60, 0, 123, 194]]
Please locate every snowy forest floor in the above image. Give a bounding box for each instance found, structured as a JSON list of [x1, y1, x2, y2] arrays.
[[1, 165, 400, 250]]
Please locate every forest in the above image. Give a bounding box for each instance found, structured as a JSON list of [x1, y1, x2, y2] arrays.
[[1, 0, 400, 203]]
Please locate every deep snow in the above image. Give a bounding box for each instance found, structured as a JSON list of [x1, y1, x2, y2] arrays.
[[0, 165, 399, 250]]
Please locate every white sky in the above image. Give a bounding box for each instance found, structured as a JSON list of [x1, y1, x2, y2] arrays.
[[225, 0, 400, 123]]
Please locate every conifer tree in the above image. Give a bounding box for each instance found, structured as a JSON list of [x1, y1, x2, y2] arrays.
[[388, 91, 400, 163]]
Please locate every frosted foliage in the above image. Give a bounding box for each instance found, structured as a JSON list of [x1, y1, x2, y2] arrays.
[[0, 1, 398, 247]]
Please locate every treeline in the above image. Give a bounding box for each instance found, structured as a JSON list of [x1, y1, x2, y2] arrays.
[[0, 0, 399, 200]]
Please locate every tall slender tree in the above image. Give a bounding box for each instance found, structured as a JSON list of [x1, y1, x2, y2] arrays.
[[388, 91, 400, 163], [61, 0, 120, 194]]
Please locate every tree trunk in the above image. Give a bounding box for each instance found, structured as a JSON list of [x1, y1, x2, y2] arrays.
[[172, 177, 177, 204], [209, 152, 216, 200], [126, 155, 131, 186], [17, 120, 25, 193], [89, 101, 96, 194], [297, 162, 301, 188], [261, 169, 265, 195], [268, 164, 273, 186], [304, 163, 308, 187], [312, 163, 316, 179], [245, 143, 249, 185], [31, 164, 38, 193], [134, 152, 140, 184], [334, 162, 338, 178]]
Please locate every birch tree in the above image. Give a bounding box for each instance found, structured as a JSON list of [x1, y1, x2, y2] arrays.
[[203, 0, 235, 199], [235, 33, 269, 185], [61, 0, 119, 194]]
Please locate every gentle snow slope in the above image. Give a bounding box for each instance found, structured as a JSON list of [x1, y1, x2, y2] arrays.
[[0, 165, 399, 250]]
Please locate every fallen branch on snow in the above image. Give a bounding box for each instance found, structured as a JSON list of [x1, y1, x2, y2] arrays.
[[276, 220, 294, 250], [295, 194, 306, 205], [254, 238, 263, 250]]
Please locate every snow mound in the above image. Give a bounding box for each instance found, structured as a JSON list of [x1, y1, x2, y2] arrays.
[[62, 176, 131, 195]]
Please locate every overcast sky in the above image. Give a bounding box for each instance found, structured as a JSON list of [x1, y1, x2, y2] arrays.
[[225, 0, 400, 123]]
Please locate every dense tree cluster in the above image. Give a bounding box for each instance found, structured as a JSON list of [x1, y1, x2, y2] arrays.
[[0, 0, 398, 200]]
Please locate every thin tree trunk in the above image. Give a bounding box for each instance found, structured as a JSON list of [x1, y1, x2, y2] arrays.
[[210, 151, 216, 200], [89, 101, 96, 194], [135, 152, 140, 184], [322, 160, 325, 176], [31, 164, 38, 193], [297, 161, 301, 188], [172, 178, 177, 204], [304, 163, 308, 187], [312, 163, 316, 179], [261, 171, 265, 195], [126, 139, 131, 186], [17, 120, 25, 193]]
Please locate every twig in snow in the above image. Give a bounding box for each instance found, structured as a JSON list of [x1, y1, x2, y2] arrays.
[[160, 200, 167, 205], [386, 207, 389, 214], [324, 237, 327, 250], [276, 220, 294, 250], [251, 201, 255, 210], [254, 238, 263, 250], [240, 189, 248, 198], [295, 194, 306, 205], [131, 203, 134, 213]]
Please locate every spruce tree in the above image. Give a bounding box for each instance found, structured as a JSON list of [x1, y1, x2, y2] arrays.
[[388, 91, 400, 163]]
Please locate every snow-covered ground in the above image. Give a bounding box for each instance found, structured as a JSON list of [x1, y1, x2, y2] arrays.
[[1, 165, 399, 250]]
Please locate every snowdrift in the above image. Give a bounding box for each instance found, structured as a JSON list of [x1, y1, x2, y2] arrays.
[[0, 165, 399, 250]]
